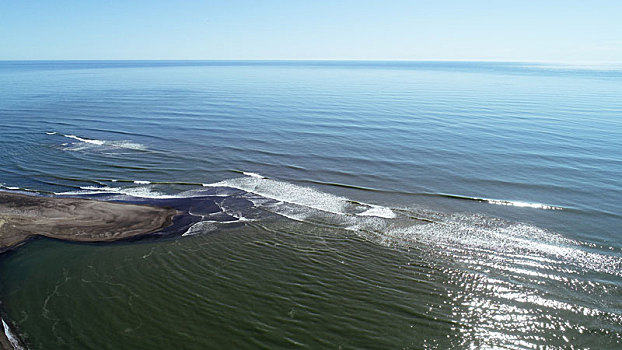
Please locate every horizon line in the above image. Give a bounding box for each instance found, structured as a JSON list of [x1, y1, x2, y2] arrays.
[[1, 58, 621, 65]]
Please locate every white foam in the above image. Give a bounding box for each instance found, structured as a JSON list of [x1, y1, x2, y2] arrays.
[[204, 174, 396, 219], [2, 318, 24, 350], [357, 204, 396, 219], [182, 221, 217, 236], [242, 172, 267, 179], [205, 176, 350, 215], [63, 134, 105, 145], [485, 199, 562, 210], [134, 180, 151, 185], [445, 193, 564, 211], [105, 141, 146, 151], [56, 185, 176, 199], [55, 186, 118, 195], [116, 187, 175, 199], [46, 132, 146, 151]]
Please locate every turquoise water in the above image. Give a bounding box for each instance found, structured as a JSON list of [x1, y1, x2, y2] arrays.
[[0, 61, 621, 349]]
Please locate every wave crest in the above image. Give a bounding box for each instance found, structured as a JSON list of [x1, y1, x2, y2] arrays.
[[46, 132, 147, 152]]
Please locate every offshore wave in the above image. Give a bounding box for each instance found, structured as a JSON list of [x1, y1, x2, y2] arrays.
[[45, 131, 147, 151], [301, 180, 567, 210], [434, 193, 565, 210], [0, 184, 55, 195], [55, 185, 179, 199]]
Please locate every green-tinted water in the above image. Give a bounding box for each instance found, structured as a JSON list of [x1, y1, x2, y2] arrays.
[[2, 213, 621, 349], [1, 221, 453, 349]]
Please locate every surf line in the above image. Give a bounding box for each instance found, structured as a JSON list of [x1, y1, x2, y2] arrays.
[[435, 193, 564, 210]]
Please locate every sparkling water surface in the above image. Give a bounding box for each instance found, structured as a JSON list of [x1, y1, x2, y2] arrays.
[[0, 61, 621, 349]]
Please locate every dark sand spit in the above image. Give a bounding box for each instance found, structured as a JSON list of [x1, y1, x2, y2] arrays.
[[0, 192, 178, 253], [0, 191, 179, 350], [0, 329, 12, 350]]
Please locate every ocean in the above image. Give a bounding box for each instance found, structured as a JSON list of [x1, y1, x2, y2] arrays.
[[0, 60, 620, 349]]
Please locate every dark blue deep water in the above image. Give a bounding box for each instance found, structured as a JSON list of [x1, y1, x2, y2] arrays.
[[0, 61, 621, 349]]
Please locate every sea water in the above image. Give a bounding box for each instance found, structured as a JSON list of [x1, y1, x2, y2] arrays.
[[0, 61, 621, 349]]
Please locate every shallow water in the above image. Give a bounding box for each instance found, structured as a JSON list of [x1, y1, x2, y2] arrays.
[[0, 61, 621, 349]]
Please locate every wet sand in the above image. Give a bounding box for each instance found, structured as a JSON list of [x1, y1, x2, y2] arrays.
[[0, 330, 11, 350], [0, 333, 12, 350], [1, 318, 22, 350]]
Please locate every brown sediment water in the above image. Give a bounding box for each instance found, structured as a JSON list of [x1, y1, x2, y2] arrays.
[[0, 191, 178, 349]]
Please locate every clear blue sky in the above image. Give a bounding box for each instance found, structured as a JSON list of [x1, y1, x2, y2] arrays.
[[1, 0, 621, 62]]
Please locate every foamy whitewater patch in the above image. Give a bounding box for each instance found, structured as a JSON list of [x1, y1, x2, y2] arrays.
[[204, 173, 396, 218], [441, 193, 564, 210], [357, 204, 396, 219], [46, 132, 147, 151], [56, 185, 177, 199], [182, 221, 218, 236], [485, 198, 562, 210], [205, 177, 348, 214], [63, 134, 105, 145], [242, 172, 267, 179], [0, 184, 47, 194]]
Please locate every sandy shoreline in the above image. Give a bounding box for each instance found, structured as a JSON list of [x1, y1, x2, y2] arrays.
[[0, 191, 179, 349]]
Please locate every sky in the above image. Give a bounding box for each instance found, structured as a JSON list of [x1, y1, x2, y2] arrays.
[[1, 0, 621, 62]]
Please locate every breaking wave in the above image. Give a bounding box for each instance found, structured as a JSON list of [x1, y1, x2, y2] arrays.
[[204, 175, 396, 218], [435, 193, 565, 210], [55, 185, 177, 199], [45, 132, 147, 152]]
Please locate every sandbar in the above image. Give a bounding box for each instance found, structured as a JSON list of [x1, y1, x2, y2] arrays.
[[0, 192, 178, 253]]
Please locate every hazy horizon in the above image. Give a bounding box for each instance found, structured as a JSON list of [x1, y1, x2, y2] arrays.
[[2, 59, 622, 67], [2, 1, 621, 63]]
